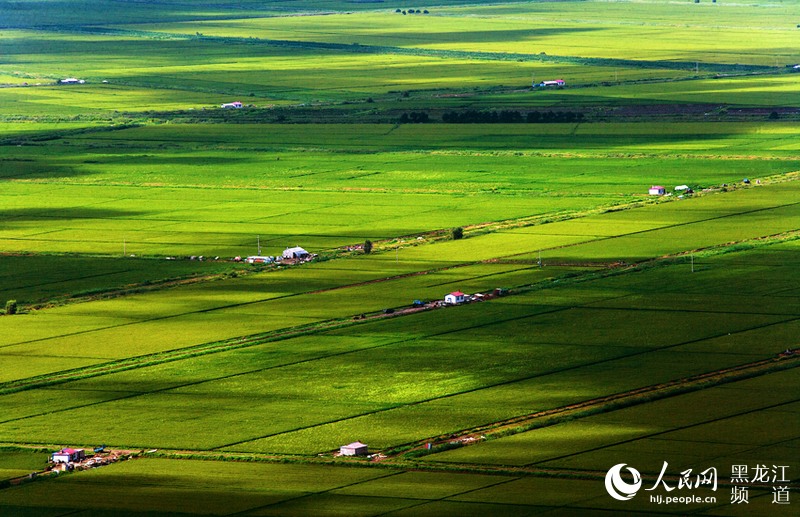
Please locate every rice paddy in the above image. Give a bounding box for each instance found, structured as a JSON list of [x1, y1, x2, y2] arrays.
[[0, 1, 798, 515]]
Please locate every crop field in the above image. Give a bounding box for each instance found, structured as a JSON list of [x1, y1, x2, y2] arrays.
[[132, 1, 800, 65], [1, 122, 798, 261], [1, 0, 798, 515], [427, 368, 800, 466]]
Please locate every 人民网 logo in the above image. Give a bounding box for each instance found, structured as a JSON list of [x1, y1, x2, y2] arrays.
[[605, 463, 643, 501]]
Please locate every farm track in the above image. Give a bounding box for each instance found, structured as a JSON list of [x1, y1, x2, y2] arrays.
[[2, 195, 798, 400], [11, 353, 794, 483], [390, 353, 800, 462]]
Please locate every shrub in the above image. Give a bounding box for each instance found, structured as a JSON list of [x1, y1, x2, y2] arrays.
[[5, 300, 17, 315], [363, 240, 373, 254], [451, 227, 464, 240]]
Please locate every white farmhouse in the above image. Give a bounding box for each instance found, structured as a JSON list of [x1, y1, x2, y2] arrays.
[[282, 247, 309, 260], [51, 448, 85, 464], [444, 291, 467, 305], [340, 442, 368, 456]]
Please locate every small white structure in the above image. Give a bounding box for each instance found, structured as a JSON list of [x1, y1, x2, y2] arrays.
[[340, 441, 368, 456], [444, 291, 467, 305], [52, 448, 85, 464], [245, 256, 273, 264], [649, 185, 666, 195], [221, 101, 243, 109], [60, 78, 84, 84], [674, 185, 690, 192], [282, 247, 309, 260], [536, 79, 565, 88]]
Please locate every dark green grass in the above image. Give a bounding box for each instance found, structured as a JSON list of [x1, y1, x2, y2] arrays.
[[1, 238, 796, 453], [426, 368, 800, 467], [0, 255, 242, 305], [0, 448, 49, 482]]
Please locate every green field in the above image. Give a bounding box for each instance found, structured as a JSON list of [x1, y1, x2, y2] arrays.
[[0, 1, 798, 515]]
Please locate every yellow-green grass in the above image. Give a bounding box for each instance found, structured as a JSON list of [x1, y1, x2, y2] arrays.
[[426, 369, 800, 475], [0, 456, 685, 517], [528, 74, 800, 108], [60, 121, 800, 154], [0, 255, 240, 305], [0, 448, 48, 482], [1, 180, 797, 386], [8, 120, 798, 259], [0, 84, 273, 116], [1, 238, 796, 452], [132, 1, 800, 66], [0, 459, 397, 515], [0, 28, 681, 110]]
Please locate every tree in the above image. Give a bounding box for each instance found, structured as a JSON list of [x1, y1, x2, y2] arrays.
[[5, 300, 17, 315], [363, 239, 373, 254], [451, 227, 464, 240]]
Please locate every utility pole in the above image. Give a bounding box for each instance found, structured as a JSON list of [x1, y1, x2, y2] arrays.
[[257, 235, 261, 255], [691, 253, 694, 273]]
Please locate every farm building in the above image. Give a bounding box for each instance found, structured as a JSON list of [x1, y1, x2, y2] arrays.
[[649, 185, 666, 195], [282, 247, 309, 260], [59, 78, 84, 84], [536, 79, 565, 88], [51, 448, 85, 464], [340, 442, 369, 456], [444, 291, 467, 305], [221, 101, 243, 109], [245, 256, 273, 264]]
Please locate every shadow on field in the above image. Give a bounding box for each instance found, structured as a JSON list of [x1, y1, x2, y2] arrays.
[[381, 27, 600, 45], [0, 161, 84, 181], [0, 207, 144, 224]]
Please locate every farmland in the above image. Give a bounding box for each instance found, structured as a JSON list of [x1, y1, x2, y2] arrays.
[[1, 0, 799, 515]]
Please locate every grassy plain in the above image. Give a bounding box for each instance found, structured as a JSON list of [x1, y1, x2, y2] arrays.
[[1, 234, 797, 452], [132, 1, 800, 65], [1, 122, 798, 262], [0, 1, 798, 515]]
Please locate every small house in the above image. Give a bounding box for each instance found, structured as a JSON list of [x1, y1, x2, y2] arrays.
[[536, 79, 565, 88], [649, 186, 666, 196], [59, 78, 84, 84], [221, 101, 243, 109], [282, 247, 309, 260], [444, 291, 467, 305], [52, 448, 85, 464], [340, 441, 368, 456]]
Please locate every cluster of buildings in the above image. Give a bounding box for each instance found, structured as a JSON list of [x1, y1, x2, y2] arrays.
[[244, 246, 311, 264], [534, 79, 565, 88], [649, 184, 694, 196], [51, 448, 85, 464]]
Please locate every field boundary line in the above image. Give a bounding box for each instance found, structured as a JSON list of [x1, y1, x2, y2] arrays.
[[2, 229, 797, 396], [70, 26, 777, 75], [212, 316, 799, 451], [400, 354, 800, 463]]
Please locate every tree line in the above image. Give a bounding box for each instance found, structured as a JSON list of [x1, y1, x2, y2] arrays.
[[399, 110, 585, 124]]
